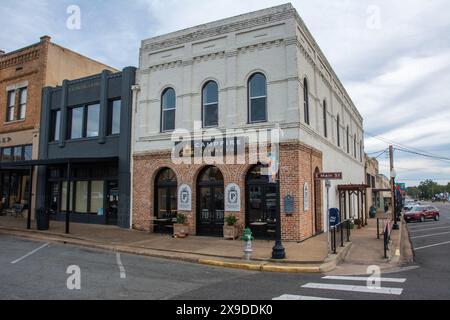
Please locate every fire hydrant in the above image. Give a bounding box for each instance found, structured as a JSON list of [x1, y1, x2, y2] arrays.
[[242, 228, 255, 261]]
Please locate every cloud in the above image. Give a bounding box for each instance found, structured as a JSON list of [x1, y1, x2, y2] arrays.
[[1, 0, 449, 186]]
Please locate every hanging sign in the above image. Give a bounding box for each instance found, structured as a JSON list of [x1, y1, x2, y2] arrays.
[[178, 184, 192, 211], [225, 183, 241, 212]]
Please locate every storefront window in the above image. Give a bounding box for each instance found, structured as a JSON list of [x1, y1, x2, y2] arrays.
[[61, 181, 73, 212], [24, 145, 32, 161], [75, 181, 88, 213], [90, 181, 104, 215], [2, 148, 12, 162], [13, 147, 22, 161]]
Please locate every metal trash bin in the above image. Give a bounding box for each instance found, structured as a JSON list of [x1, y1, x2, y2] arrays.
[[36, 208, 49, 231]]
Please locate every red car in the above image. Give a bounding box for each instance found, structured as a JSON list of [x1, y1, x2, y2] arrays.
[[404, 205, 440, 223]]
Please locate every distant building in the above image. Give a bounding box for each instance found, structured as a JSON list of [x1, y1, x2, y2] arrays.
[[0, 36, 116, 217]]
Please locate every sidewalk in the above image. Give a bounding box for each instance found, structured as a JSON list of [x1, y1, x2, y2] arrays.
[[328, 213, 413, 275], [0, 214, 410, 273]]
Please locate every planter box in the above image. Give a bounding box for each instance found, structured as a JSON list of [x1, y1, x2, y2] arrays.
[[173, 224, 189, 238], [223, 225, 239, 240]]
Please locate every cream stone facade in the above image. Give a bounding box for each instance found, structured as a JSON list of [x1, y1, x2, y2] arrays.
[[132, 4, 365, 240]]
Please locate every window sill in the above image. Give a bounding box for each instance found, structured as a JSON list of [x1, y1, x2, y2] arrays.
[[3, 119, 26, 125]]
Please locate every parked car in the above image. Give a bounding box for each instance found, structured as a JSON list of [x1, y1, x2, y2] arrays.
[[404, 205, 440, 223]]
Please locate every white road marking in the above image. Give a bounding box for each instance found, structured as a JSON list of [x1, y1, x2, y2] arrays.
[[415, 240, 450, 251], [273, 294, 338, 301], [410, 231, 450, 240], [322, 276, 406, 283], [116, 253, 126, 279], [302, 283, 403, 295], [409, 226, 450, 233], [11, 243, 50, 264]]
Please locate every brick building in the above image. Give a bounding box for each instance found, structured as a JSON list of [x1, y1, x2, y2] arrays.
[[132, 4, 365, 241], [0, 36, 116, 217]]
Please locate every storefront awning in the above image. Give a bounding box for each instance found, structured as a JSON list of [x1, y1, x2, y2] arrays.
[[0, 157, 119, 170]]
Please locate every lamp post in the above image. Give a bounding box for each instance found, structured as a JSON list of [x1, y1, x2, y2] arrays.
[[271, 176, 286, 259]]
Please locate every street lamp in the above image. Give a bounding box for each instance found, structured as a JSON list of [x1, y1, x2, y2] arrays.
[[390, 168, 400, 230], [271, 175, 286, 259]]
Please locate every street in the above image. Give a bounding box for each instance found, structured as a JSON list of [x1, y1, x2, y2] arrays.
[[1, 202, 449, 300]]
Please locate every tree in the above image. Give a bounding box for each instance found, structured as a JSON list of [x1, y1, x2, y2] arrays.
[[418, 180, 439, 199]]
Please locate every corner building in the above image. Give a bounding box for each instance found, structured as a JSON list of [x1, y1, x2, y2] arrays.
[[132, 4, 365, 241]]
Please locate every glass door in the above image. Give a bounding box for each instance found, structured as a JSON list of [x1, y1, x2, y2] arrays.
[[106, 181, 119, 225]]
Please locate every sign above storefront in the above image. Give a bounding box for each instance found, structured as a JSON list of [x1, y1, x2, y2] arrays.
[[225, 183, 241, 212], [178, 184, 192, 211], [314, 172, 343, 180]]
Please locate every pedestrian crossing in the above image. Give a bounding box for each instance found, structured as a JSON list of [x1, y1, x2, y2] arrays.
[[273, 275, 407, 300]]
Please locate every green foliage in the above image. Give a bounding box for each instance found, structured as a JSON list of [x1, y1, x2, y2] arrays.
[[176, 213, 187, 225], [407, 180, 450, 199], [225, 215, 238, 226]]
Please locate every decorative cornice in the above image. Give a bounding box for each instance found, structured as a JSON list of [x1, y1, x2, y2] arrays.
[[143, 9, 295, 52]]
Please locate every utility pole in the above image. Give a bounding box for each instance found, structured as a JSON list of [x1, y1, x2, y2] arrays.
[[389, 146, 399, 230]]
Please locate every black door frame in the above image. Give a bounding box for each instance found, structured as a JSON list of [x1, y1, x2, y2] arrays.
[[245, 165, 279, 239], [314, 168, 321, 234], [154, 168, 178, 233], [196, 167, 224, 237]]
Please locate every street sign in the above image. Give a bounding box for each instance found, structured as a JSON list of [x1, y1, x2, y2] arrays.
[[314, 172, 343, 180], [396, 183, 406, 191]]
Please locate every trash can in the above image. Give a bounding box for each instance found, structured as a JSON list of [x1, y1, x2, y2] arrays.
[[369, 206, 377, 219], [36, 208, 49, 231]]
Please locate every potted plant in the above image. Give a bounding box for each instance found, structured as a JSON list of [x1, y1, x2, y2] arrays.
[[348, 217, 355, 230], [223, 215, 239, 240], [173, 214, 189, 238]]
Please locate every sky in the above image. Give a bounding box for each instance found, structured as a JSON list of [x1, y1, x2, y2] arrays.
[[1, 0, 449, 187]]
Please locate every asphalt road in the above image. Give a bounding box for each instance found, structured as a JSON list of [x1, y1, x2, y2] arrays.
[[0, 203, 449, 300]]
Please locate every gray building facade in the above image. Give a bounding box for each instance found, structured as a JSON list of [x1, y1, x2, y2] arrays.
[[37, 67, 136, 228]]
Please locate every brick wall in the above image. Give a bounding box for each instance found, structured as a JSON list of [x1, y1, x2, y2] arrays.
[[132, 141, 322, 241]]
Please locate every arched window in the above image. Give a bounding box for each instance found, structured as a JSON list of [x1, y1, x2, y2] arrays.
[[248, 73, 267, 123], [337, 115, 341, 147], [154, 168, 177, 232], [161, 88, 176, 132], [346, 126, 350, 154], [360, 140, 363, 162], [323, 100, 327, 138], [303, 78, 310, 125], [202, 81, 219, 128]]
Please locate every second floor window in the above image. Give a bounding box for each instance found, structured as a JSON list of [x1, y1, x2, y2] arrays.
[[202, 81, 219, 128], [337, 115, 341, 147], [68, 103, 100, 140], [108, 99, 121, 135], [6, 90, 15, 122], [303, 78, 310, 125], [51, 110, 61, 142], [347, 126, 350, 154], [18, 88, 27, 120], [323, 100, 328, 138], [161, 88, 176, 132], [248, 73, 267, 123]]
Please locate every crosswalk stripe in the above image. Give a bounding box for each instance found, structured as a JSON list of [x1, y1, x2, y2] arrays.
[[273, 294, 338, 301], [322, 276, 406, 283], [302, 283, 403, 295]]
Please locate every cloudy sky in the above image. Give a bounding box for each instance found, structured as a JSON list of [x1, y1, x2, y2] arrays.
[[1, 0, 449, 187]]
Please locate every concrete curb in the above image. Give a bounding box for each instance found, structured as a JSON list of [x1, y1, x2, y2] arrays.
[[0, 226, 346, 274]]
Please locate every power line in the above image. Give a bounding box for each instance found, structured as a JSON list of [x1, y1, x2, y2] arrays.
[[365, 131, 449, 160], [395, 148, 450, 164]]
